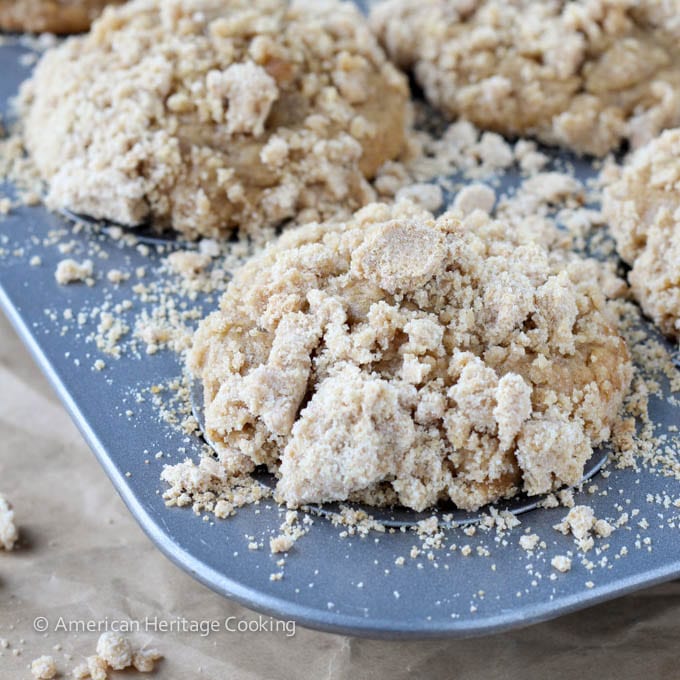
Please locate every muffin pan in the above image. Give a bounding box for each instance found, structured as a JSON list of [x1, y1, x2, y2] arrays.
[[1, 36, 680, 639]]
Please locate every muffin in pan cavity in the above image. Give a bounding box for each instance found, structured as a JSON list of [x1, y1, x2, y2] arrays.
[[20, 0, 410, 240], [190, 200, 632, 513], [602, 128, 680, 342], [371, 0, 680, 156], [0, 0, 124, 34]]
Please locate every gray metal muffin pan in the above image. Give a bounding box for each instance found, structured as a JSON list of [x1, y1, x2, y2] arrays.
[[2, 36, 680, 639]]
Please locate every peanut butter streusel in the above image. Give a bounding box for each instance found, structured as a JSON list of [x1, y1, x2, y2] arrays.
[[602, 128, 680, 341], [21, 0, 409, 240], [190, 200, 632, 512], [372, 0, 680, 156]]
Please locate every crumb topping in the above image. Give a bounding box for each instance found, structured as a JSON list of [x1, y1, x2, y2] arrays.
[[602, 127, 680, 340], [21, 0, 409, 240], [372, 0, 680, 155], [189, 200, 632, 512]]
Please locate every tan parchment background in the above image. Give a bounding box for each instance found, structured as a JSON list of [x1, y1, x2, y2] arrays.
[[1, 310, 678, 679]]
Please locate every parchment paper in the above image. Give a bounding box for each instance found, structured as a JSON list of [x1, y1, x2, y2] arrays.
[[1, 310, 678, 680]]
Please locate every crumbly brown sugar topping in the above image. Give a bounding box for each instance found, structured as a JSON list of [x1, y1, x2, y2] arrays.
[[0, 0, 124, 35], [602, 127, 680, 341], [190, 200, 632, 512], [372, 0, 680, 156], [21, 0, 409, 240]]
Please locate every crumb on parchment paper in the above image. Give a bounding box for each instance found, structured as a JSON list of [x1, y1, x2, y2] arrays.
[[0, 493, 18, 551], [70, 633, 161, 679], [30, 655, 57, 679]]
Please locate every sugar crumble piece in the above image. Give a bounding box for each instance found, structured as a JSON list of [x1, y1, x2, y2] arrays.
[[71, 661, 89, 679], [198, 238, 220, 258], [105, 268, 129, 285], [54, 258, 93, 285], [86, 655, 108, 680], [551, 555, 572, 573], [165, 251, 212, 280], [395, 183, 443, 212], [0, 493, 18, 551], [519, 534, 539, 552], [594, 519, 614, 538], [269, 535, 295, 554], [554, 505, 595, 540], [31, 655, 57, 679], [553, 505, 617, 553], [70, 634, 161, 678], [452, 183, 495, 215], [131, 648, 162, 673], [95, 632, 132, 671]]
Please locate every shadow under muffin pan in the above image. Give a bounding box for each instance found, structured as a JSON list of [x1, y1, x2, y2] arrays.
[[190, 379, 611, 528], [2, 34, 680, 639]]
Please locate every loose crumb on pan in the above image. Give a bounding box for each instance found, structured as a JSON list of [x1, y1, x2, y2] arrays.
[[553, 505, 617, 553], [452, 183, 496, 216], [551, 555, 572, 573], [161, 455, 271, 519], [519, 534, 539, 552], [54, 258, 94, 285], [269, 510, 309, 554]]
